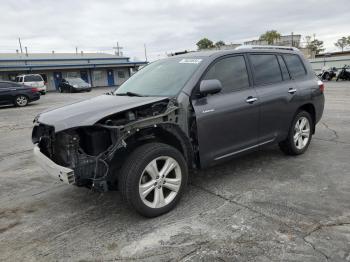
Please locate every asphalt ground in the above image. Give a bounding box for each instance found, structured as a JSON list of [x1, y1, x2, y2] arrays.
[[0, 82, 349, 261]]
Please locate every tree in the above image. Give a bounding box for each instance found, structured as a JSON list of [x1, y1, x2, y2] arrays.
[[196, 38, 214, 50], [307, 39, 325, 54], [259, 30, 281, 45], [334, 36, 350, 52], [215, 40, 225, 48]]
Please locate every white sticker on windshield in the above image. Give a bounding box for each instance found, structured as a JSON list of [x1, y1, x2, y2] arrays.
[[179, 59, 202, 64]]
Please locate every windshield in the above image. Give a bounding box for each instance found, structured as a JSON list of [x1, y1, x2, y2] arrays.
[[66, 78, 87, 85], [115, 57, 203, 97]]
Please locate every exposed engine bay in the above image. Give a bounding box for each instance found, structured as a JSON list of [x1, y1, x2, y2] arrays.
[[32, 99, 190, 192]]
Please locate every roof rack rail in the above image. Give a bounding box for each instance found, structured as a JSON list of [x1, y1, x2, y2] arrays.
[[235, 45, 300, 51]]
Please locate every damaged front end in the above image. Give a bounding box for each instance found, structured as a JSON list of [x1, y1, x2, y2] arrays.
[[32, 99, 181, 192]]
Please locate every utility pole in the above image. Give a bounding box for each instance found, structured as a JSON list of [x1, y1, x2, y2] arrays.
[[76, 47, 78, 55], [144, 43, 148, 62], [291, 32, 294, 47], [18, 37, 23, 54], [25, 46, 28, 56], [113, 42, 123, 56]]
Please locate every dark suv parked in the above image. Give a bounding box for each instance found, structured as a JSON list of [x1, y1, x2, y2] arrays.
[[58, 77, 91, 93], [32, 47, 325, 217], [0, 81, 41, 107]]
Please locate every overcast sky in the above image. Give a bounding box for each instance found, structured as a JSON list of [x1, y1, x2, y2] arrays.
[[0, 0, 349, 61]]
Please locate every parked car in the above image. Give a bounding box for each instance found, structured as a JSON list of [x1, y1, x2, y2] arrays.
[[0, 81, 40, 107], [15, 74, 47, 95], [32, 46, 324, 217], [58, 77, 91, 93]]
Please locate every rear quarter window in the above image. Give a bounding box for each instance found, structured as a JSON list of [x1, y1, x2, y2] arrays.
[[283, 54, 307, 79], [277, 55, 290, 80], [249, 54, 282, 85]]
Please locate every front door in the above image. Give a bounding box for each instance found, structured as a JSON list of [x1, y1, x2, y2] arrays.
[[0, 82, 13, 104], [107, 69, 115, 86], [192, 55, 259, 167], [53, 72, 62, 90]]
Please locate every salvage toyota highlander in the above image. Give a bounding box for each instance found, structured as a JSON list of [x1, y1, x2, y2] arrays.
[[32, 46, 325, 217]]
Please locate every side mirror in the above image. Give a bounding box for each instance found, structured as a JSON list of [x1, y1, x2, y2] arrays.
[[199, 79, 222, 95]]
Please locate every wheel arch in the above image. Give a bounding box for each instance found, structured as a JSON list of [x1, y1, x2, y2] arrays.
[[111, 124, 195, 173], [298, 103, 316, 134]]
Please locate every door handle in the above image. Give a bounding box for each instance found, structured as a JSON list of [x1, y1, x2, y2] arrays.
[[288, 88, 297, 94], [246, 96, 258, 104]]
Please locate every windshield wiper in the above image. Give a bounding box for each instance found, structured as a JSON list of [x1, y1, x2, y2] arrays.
[[116, 91, 144, 97]]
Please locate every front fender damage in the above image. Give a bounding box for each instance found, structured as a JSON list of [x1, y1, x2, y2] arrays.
[[33, 99, 185, 192]]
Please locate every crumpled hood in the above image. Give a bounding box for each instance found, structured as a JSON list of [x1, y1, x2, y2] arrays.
[[37, 94, 168, 132]]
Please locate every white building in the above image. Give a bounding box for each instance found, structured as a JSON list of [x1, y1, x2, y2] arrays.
[[0, 52, 147, 91], [309, 51, 350, 73]]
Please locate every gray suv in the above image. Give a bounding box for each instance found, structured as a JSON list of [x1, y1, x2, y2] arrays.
[[32, 46, 325, 217]]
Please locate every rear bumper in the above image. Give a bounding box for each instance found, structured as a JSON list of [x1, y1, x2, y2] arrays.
[[33, 145, 75, 184], [37, 85, 47, 92]]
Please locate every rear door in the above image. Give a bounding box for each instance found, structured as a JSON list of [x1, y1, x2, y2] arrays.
[[248, 53, 299, 142], [192, 55, 259, 166]]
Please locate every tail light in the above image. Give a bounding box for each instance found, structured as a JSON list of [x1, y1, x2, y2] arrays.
[[317, 80, 325, 93], [31, 87, 39, 93]]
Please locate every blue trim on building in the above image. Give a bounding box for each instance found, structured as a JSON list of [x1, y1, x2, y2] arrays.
[[0, 57, 130, 62], [0, 61, 148, 70]]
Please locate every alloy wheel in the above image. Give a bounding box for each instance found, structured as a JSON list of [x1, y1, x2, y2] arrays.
[[294, 116, 310, 150], [139, 156, 182, 209], [16, 96, 28, 106]]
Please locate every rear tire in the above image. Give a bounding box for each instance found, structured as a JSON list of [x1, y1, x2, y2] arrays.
[[279, 111, 313, 155], [119, 142, 188, 217], [14, 95, 28, 107]]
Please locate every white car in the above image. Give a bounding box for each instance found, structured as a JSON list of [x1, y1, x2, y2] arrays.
[[15, 74, 47, 94]]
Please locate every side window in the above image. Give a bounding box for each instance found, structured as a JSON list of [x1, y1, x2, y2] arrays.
[[15, 77, 23, 82], [249, 54, 282, 85], [277, 55, 290, 80], [203, 55, 249, 93], [283, 54, 307, 79]]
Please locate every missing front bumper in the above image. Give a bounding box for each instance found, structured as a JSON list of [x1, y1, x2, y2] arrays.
[[33, 145, 75, 184]]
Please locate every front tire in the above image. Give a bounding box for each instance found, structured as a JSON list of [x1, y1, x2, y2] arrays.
[[119, 143, 188, 217], [279, 111, 313, 155]]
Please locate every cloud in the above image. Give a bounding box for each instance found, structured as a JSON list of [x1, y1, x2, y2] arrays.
[[0, 0, 349, 60]]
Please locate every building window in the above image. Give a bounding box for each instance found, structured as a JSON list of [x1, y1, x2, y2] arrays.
[[118, 71, 126, 78], [65, 71, 79, 78], [93, 71, 103, 81]]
